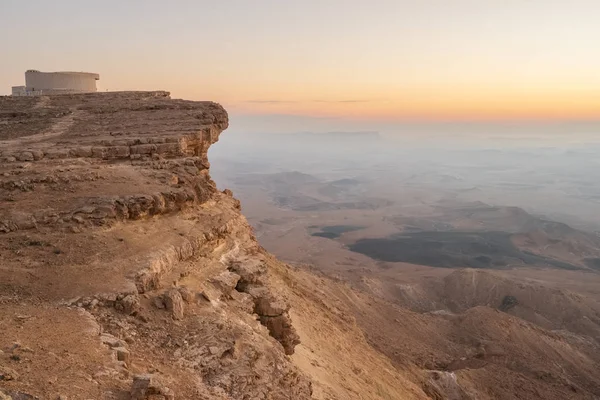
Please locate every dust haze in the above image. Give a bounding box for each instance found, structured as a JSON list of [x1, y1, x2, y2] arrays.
[[209, 126, 600, 396], [210, 125, 600, 234]]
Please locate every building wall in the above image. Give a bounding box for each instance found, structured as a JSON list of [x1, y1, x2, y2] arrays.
[[25, 70, 99, 93], [11, 86, 27, 96]]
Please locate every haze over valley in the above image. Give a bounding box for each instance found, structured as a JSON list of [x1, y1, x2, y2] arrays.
[[209, 129, 600, 397], [3, 1, 600, 398]]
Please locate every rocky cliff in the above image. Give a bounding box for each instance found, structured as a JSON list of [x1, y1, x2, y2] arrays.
[[0, 92, 429, 400], [0, 92, 307, 399]]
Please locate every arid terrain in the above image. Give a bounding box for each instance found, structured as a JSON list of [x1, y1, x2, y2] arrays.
[[209, 132, 600, 398], [1, 93, 600, 400]]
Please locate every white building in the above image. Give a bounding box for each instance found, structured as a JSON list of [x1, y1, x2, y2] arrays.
[[11, 70, 100, 96]]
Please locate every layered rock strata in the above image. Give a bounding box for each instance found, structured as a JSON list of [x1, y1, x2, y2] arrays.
[[0, 92, 310, 399]]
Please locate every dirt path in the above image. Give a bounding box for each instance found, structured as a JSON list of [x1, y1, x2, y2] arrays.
[[0, 105, 82, 148]]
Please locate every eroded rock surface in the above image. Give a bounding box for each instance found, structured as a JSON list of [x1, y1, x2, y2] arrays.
[[0, 92, 311, 399], [0, 92, 454, 400]]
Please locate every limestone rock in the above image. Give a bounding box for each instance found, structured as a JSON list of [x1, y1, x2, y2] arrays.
[[199, 285, 222, 304], [0, 365, 19, 381], [260, 314, 301, 356], [163, 289, 185, 320], [130, 374, 152, 399], [235, 283, 300, 355], [119, 295, 141, 315], [228, 259, 267, 289], [255, 295, 289, 317], [17, 152, 34, 162], [211, 271, 241, 294], [115, 347, 130, 364], [177, 286, 195, 303], [230, 290, 254, 313], [130, 374, 174, 400], [152, 296, 165, 309], [100, 333, 125, 348], [423, 370, 473, 400]]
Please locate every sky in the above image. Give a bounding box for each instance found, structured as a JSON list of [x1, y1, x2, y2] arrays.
[[1, 0, 600, 133]]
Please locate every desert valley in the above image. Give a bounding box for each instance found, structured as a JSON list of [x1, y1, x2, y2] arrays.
[[210, 129, 600, 399]]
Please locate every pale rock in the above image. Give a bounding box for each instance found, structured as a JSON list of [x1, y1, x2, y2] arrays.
[[130, 374, 174, 400], [120, 294, 140, 315], [0, 365, 19, 381], [163, 289, 185, 320], [177, 286, 195, 303], [100, 333, 125, 348], [0, 392, 12, 400], [199, 285, 221, 304], [211, 271, 241, 294], [228, 259, 266, 287], [115, 347, 130, 364], [255, 295, 288, 317], [230, 290, 255, 313]]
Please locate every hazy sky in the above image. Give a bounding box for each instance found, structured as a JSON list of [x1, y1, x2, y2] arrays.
[[2, 0, 600, 130]]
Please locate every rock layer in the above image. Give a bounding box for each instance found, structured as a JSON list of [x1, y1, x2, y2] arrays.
[[0, 92, 312, 399], [0, 91, 226, 233]]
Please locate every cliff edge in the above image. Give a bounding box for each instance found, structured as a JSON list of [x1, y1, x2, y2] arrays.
[[0, 93, 428, 400]]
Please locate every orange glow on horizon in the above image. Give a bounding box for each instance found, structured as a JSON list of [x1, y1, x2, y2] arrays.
[[172, 73, 600, 122], [5, 1, 600, 124], [223, 90, 600, 122]]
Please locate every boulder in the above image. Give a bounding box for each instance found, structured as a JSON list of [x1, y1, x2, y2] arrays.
[[115, 347, 130, 364], [0, 365, 19, 381], [152, 296, 165, 309], [177, 286, 195, 303], [163, 289, 185, 320], [120, 295, 141, 315], [228, 259, 266, 288], [211, 271, 241, 294], [130, 374, 174, 400], [100, 333, 125, 348]]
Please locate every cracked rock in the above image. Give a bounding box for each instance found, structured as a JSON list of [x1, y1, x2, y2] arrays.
[[211, 271, 241, 294]]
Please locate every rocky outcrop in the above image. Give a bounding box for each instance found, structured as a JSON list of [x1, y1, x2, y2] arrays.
[[0, 91, 226, 233], [422, 370, 473, 400], [130, 374, 174, 400], [228, 257, 300, 355], [0, 92, 311, 399]]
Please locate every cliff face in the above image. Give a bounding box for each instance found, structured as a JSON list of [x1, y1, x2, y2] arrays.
[[0, 93, 432, 400], [0, 91, 226, 232], [0, 92, 311, 399]]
